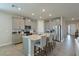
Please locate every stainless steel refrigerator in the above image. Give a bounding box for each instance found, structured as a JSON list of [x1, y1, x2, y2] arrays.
[[53, 25, 61, 42]]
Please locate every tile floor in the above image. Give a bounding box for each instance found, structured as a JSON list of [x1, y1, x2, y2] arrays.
[[0, 43, 24, 56], [0, 35, 79, 56], [49, 35, 76, 56]]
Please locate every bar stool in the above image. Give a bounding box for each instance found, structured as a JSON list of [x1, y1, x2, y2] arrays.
[[49, 33, 54, 51], [34, 36, 46, 56], [45, 33, 54, 54], [45, 37, 50, 55], [53, 40, 56, 48], [34, 40, 42, 56], [40, 36, 47, 56]]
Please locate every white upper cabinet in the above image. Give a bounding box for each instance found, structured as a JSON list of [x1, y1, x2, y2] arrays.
[[12, 17, 24, 32]]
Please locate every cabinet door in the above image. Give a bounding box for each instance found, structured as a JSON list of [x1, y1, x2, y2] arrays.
[[12, 33, 18, 44], [12, 18, 18, 31], [19, 19, 24, 30], [17, 34, 23, 43], [12, 17, 24, 31], [12, 33, 22, 44]]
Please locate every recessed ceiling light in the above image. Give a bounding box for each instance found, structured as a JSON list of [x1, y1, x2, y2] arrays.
[[49, 14, 52, 16], [42, 9, 46, 12], [32, 13, 35, 15], [40, 16, 42, 19], [18, 7, 21, 10]]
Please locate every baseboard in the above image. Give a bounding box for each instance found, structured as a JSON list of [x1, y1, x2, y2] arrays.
[[0, 42, 12, 47]]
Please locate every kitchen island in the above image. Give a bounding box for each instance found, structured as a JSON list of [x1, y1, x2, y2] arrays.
[[22, 33, 50, 56]]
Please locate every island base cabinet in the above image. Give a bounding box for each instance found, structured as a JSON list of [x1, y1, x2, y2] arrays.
[[23, 36, 35, 56]]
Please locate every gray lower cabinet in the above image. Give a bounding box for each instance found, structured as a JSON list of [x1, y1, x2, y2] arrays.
[[12, 33, 22, 44]]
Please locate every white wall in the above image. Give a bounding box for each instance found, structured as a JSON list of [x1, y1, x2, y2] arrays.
[[70, 24, 76, 35], [0, 12, 12, 47], [37, 20, 44, 34], [61, 17, 68, 40]]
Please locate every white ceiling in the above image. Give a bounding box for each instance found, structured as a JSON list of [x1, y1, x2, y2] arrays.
[[0, 3, 79, 20]]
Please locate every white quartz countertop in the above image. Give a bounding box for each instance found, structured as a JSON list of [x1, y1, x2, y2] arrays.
[[23, 33, 51, 41]]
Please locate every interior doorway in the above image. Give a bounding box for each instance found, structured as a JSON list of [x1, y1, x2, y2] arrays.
[[68, 25, 71, 35], [68, 24, 76, 35]]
